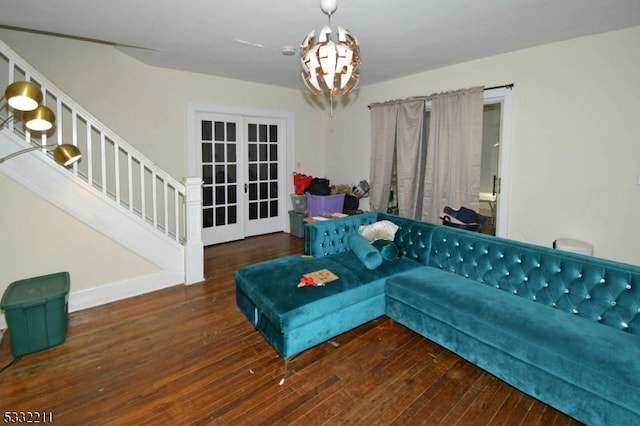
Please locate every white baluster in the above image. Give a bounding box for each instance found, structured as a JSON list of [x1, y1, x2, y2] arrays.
[[71, 110, 79, 177], [140, 165, 146, 222], [174, 187, 180, 242], [100, 132, 107, 195], [152, 170, 158, 228], [127, 153, 133, 212], [163, 179, 169, 235], [86, 124, 93, 186], [114, 141, 121, 204], [56, 98, 63, 146]]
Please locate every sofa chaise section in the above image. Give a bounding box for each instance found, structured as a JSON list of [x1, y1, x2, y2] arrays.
[[235, 250, 421, 359]]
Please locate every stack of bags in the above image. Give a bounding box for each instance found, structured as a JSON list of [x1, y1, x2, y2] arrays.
[[439, 206, 485, 227]]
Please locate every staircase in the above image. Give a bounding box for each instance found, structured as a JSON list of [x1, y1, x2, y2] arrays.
[[0, 39, 203, 322]]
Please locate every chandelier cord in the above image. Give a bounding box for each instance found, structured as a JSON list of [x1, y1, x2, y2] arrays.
[[327, 13, 334, 116]]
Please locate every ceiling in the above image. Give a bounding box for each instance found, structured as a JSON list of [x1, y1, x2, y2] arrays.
[[1, 0, 639, 90]]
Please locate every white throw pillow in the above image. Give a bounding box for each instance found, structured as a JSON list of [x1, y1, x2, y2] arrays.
[[358, 220, 399, 242]]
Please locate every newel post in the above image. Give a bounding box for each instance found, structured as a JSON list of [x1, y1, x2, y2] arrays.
[[183, 176, 204, 285]]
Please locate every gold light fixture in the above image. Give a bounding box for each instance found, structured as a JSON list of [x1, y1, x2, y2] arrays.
[[4, 81, 42, 111], [300, 0, 361, 116], [21, 105, 56, 132], [0, 143, 82, 167], [1, 80, 81, 167], [0, 80, 55, 131]]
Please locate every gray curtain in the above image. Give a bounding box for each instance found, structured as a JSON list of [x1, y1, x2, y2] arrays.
[[396, 101, 425, 218], [369, 103, 397, 212], [421, 87, 484, 223]]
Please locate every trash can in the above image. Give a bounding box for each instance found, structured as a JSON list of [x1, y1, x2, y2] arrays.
[[1, 272, 70, 356], [553, 238, 594, 256]]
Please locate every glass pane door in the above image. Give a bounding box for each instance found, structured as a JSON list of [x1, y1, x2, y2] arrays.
[[199, 114, 244, 245], [244, 118, 284, 237]]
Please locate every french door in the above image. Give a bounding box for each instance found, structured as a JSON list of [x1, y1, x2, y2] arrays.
[[196, 112, 286, 245]]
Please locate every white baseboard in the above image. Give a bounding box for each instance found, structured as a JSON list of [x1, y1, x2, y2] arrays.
[[68, 270, 184, 312], [0, 270, 184, 330]]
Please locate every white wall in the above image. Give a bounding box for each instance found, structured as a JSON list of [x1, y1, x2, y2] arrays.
[[326, 26, 640, 265], [1, 23, 638, 315], [0, 29, 326, 315], [0, 174, 159, 290]]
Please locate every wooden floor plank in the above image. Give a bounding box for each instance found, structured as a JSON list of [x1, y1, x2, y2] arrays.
[[438, 367, 492, 424], [0, 232, 582, 425]]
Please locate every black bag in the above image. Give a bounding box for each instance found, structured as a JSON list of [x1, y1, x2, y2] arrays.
[[344, 194, 359, 211], [307, 178, 331, 195]]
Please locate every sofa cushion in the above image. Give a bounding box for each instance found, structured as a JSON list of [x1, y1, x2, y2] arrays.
[[236, 252, 421, 333], [385, 266, 640, 417], [349, 234, 383, 270], [372, 239, 399, 261]]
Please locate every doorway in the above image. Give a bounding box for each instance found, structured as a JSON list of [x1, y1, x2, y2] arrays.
[[419, 87, 512, 236], [188, 105, 293, 246], [482, 87, 513, 237], [479, 103, 501, 235]]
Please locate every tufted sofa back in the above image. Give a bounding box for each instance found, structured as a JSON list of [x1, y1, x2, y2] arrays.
[[305, 212, 380, 256], [379, 213, 436, 265], [305, 212, 437, 260], [428, 226, 640, 336], [304, 212, 640, 335]]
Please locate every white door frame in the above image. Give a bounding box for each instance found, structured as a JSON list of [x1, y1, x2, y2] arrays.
[[186, 103, 295, 240]]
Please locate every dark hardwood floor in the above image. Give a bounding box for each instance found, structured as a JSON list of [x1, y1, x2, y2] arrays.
[[0, 233, 582, 425]]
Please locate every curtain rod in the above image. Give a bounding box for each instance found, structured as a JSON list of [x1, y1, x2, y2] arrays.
[[483, 83, 514, 91], [368, 83, 514, 109]]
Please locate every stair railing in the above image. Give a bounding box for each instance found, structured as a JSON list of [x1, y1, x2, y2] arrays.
[[0, 39, 187, 245]]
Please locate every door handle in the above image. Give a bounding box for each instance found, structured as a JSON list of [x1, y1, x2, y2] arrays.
[[492, 175, 497, 196], [244, 183, 248, 193]]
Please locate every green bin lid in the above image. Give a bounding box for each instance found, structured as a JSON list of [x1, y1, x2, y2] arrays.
[[1, 272, 70, 309]]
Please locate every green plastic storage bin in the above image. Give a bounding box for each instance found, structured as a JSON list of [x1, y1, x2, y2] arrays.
[[1, 272, 70, 356]]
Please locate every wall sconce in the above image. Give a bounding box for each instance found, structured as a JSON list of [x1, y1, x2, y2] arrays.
[[1, 81, 81, 167], [0, 143, 82, 167], [0, 80, 56, 131]]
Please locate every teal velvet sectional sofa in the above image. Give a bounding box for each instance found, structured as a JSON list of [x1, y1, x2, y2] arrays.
[[235, 212, 640, 425]]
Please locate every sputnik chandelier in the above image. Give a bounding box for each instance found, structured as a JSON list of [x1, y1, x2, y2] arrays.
[[300, 0, 361, 115]]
